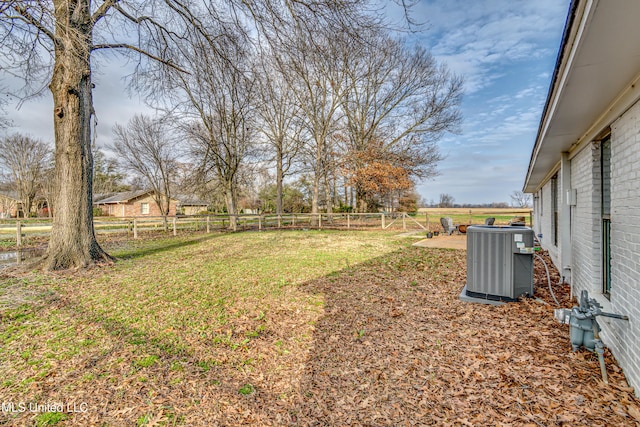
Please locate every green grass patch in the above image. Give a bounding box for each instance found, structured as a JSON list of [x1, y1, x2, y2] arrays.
[[134, 355, 159, 368], [0, 229, 408, 424], [34, 411, 68, 426], [238, 383, 255, 395]]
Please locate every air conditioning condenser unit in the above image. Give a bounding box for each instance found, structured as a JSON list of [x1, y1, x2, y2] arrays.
[[461, 225, 534, 303]]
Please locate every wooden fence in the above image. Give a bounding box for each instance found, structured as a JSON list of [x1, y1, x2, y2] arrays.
[[0, 212, 432, 248], [0, 209, 532, 249]]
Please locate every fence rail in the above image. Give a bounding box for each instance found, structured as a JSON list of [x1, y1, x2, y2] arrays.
[[0, 210, 532, 249], [0, 212, 429, 248]]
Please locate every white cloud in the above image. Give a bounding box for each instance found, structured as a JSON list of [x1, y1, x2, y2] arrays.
[[409, 0, 568, 93]]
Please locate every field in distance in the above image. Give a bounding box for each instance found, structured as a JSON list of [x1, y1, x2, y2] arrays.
[[418, 207, 532, 226]]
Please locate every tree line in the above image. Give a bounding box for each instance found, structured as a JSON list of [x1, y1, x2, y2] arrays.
[[0, 0, 461, 269]]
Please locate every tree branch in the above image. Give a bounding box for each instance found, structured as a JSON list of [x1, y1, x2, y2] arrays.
[[91, 0, 119, 25], [91, 43, 189, 74], [11, 4, 57, 46], [111, 3, 173, 34]]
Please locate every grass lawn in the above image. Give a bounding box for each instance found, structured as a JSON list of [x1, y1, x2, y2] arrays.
[[1, 230, 639, 426]]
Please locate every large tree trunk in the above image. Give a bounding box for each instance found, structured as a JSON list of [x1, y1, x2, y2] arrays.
[[310, 133, 323, 224], [356, 185, 368, 213], [311, 174, 320, 226], [25, 195, 33, 218], [43, 0, 112, 270], [323, 174, 332, 214], [276, 145, 284, 216], [224, 184, 238, 231], [155, 194, 169, 231]]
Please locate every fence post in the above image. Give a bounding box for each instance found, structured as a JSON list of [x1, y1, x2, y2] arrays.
[[319, 213, 322, 229], [292, 214, 296, 227], [347, 213, 350, 229], [278, 215, 281, 229], [173, 217, 177, 236], [259, 215, 262, 231], [402, 213, 407, 231], [16, 221, 22, 247], [206, 216, 210, 233], [133, 218, 138, 239], [381, 213, 385, 229]]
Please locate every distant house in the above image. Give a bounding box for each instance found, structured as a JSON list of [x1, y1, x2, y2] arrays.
[[94, 190, 178, 217], [524, 0, 640, 394], [175, 196, 209, 216]]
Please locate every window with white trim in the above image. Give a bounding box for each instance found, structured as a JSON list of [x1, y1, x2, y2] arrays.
[[601, 136, 611, 297]]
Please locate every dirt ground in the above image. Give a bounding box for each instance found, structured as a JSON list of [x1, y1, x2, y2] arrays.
[[285, 249, 640, 426]]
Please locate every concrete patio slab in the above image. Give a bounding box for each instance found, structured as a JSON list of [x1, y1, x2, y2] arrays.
[[412, 234, 467, 250]]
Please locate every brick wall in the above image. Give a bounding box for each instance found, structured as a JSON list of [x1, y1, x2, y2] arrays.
[[605, 100, 640, 392], [534, 100, 640, 394], [570, 143, 601, 296], [99, 195, 177, 217]]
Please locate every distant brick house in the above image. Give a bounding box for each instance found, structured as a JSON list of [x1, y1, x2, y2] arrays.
[[525, 0, 640, 395], [94, 191, 209, 217], [174, 196, 209, 216], [94, 190, 178, 217]]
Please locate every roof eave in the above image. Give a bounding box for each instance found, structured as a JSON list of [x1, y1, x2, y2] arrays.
[[523, 0, 580, 193]]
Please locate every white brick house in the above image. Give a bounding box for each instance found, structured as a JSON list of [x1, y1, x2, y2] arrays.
[[525, 0, 640, 394]]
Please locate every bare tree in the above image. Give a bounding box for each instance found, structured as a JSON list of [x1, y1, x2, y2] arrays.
[[277, 27, 350, 216], [511, 190, 532, 208], [155, 20, 257, 231], [0, 1, 187, 269], [0, 133, 51, 218], [1, 0, 373, 269], [112, 114, 178, 226], [439, 193, 455, 208], [341, 31, 462, 212], [255, 51, 304, 215], [38, 166, 56, 218], [92, 147, 129, 196]]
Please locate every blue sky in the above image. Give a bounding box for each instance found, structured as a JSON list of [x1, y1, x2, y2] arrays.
[[2, 0, 569, 205], [403, 0, 570, 205]]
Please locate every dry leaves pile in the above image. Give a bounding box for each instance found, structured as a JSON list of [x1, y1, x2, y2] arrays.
[[291, 249, 639, 426], [2, 243, 639, 426]]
